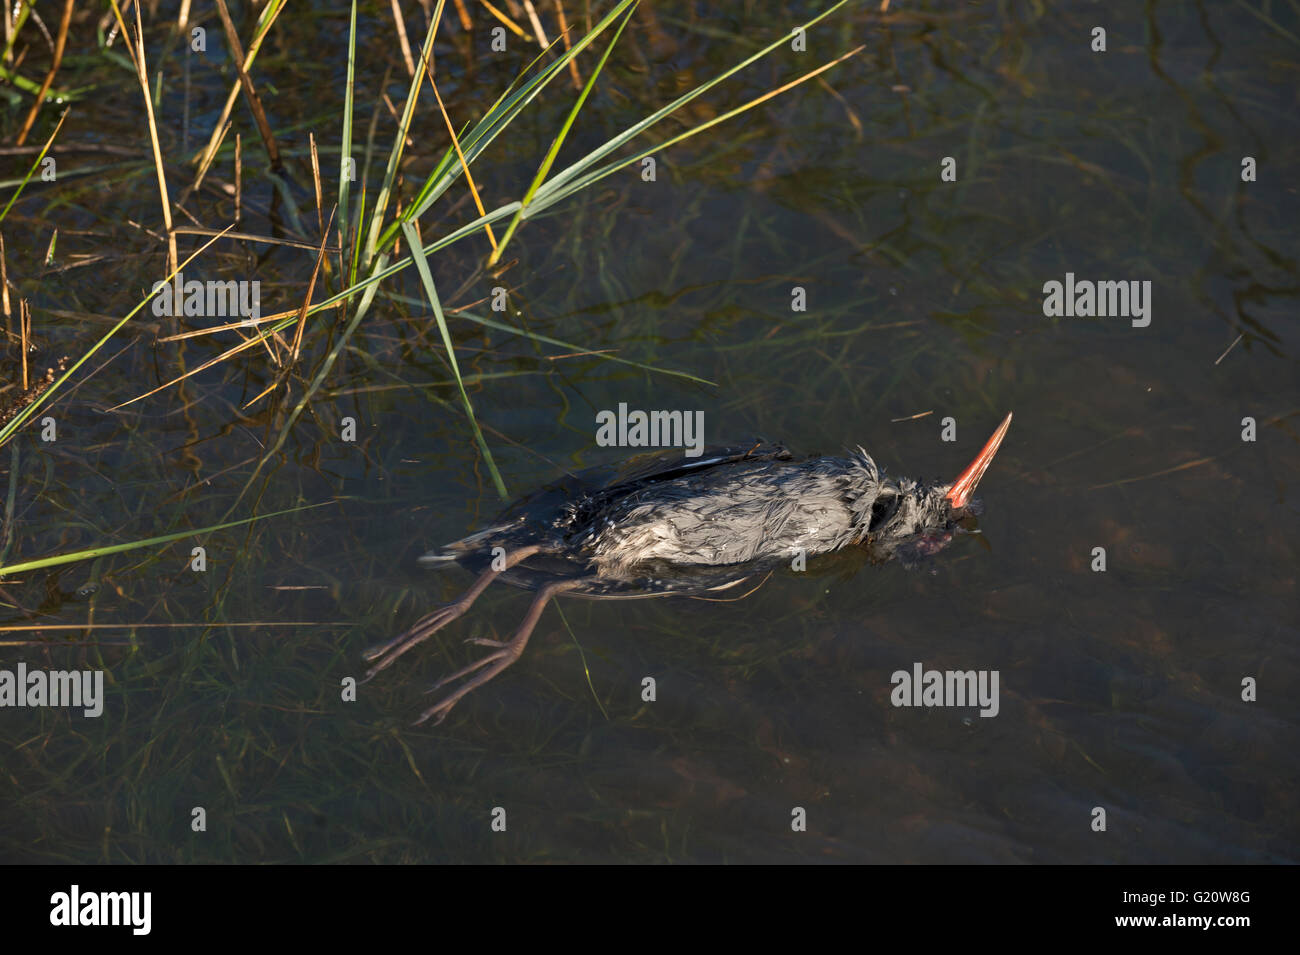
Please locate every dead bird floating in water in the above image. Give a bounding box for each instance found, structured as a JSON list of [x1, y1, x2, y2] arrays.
[[366, 413, 1013, 724]]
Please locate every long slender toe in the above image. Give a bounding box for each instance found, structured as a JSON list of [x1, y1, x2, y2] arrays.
[[363, 604, 465, 677], [414, 655, 516, 725], [425, 650, 508, 694]]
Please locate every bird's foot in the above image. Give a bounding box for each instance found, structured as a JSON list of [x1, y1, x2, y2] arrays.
[[414, 634, 526, 725], [362, 600, 470, 681]]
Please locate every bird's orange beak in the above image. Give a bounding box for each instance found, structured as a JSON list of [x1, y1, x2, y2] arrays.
[[945, 412, 1013, 509]]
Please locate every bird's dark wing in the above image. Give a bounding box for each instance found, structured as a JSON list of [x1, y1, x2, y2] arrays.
[[593, 441, 794, 490], [491, 441, 794, 524], [536, 442, 794, 533]]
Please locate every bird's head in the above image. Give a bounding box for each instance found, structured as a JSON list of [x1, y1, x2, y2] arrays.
[[860, 412, 1012, 562]]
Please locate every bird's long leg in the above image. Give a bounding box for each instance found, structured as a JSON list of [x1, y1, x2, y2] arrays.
[[362, 544, 540, 681], [414, 578, 585, 726]]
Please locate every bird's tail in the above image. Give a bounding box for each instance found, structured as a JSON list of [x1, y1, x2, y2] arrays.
[[416, 520, 524, 568]]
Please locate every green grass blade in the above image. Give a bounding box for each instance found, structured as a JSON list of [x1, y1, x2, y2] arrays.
[[533, 0, 852, 205], [0, 502, 327, 578], [491, 0, 639, 265], [349, 181, 367, 294], [337, 0, 358, 270], [0, 108, 69, 225], [362, 0, 446, 268], [400, 219, 508, 499]]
